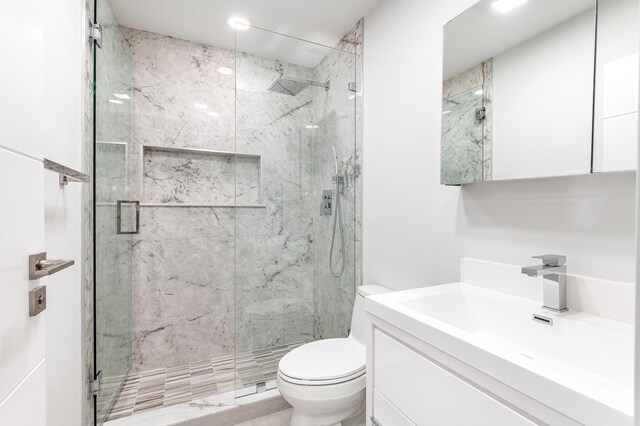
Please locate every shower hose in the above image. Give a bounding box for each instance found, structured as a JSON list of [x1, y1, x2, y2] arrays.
[[329, 175, 345, 278]]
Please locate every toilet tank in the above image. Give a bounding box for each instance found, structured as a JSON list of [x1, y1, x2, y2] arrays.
[[350, 285, 390, 346]]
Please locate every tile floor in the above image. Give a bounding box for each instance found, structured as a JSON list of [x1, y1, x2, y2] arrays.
[[105, 342, 304, 421]]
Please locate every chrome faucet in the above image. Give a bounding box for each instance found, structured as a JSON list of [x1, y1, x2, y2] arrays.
[[521, 255, 567, 313]]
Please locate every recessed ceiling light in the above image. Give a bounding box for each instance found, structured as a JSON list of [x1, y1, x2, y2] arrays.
[[228, 16, 251, 31], [108, 99, 123, 104], [217, 67, 233, 75], [474, 89, 484, 96], [208, 112, 220, 117], [194, 103, 208, 109], [113, 93, 130, 99], [492, 0, 528, 13]]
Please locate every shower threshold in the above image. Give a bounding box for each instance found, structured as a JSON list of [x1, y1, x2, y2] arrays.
[[105, 342, 304, 422]]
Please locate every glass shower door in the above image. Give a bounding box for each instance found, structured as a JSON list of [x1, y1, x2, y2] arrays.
[[234, 25, 358, 397], [93, 0, 134, 422]]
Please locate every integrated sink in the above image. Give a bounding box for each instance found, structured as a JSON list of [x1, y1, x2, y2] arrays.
[[366, 282, 634, 425]]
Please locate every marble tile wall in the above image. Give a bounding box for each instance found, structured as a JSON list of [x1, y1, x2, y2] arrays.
[[122, 28, 239, 371], [441, 60, 493, 184], [124, 27, 337, 366], [311, 21, 363, 340], [234, 51, 316, 353]]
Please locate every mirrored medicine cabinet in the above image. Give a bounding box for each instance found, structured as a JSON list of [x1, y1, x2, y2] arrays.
[[441, 0, 639, 185]]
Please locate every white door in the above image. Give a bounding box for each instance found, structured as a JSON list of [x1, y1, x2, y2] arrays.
[[0, 0, 48, 424]]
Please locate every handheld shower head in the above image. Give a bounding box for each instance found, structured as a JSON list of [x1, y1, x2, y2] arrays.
[[332, 146, 339, 176]]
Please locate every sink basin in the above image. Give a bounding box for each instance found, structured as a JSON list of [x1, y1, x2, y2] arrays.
[[366, 283, 633, 425]]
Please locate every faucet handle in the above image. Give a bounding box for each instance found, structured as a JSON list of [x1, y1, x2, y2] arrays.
[[532, 254, 566, 267]]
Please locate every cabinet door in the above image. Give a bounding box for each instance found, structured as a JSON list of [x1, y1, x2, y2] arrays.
[[373, 330, 536, 426], [373, 390, 416, 426]]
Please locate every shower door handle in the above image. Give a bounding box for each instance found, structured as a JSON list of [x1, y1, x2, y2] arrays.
[[116, 200, 140, 234]]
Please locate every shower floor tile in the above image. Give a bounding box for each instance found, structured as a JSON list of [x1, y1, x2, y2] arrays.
[[105, 342, 304, 422]]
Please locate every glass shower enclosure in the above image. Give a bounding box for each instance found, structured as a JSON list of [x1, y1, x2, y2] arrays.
[[234, 26, 359, 396], [92, 2, 360, 421], [93, 0, 134, 421]]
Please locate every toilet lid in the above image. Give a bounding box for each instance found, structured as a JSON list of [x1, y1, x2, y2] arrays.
[[278, 337, 365, 382]]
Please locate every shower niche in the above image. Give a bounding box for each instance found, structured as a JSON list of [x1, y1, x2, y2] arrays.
[[141, 145, 263, 207]]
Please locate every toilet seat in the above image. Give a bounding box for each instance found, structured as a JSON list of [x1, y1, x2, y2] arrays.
[[278, 337, 365, 386]]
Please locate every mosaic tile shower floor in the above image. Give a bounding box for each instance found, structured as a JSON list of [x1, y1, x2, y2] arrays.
[[105, 342, 304, 421]]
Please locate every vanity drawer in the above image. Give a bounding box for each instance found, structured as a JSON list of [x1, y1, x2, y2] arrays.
[[372, 390, 415, 426], [373, 330, 536, 426]]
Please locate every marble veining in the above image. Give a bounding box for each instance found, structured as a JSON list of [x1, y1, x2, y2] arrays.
[[441, 60, 493, 184], [124, 28, 239, 373], [142, 148, 260, 205], [311, 21, 363, 340], [234, 47, 318, 353]]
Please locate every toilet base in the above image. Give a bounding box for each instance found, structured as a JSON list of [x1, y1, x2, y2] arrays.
[[289, 400, 365, 426]]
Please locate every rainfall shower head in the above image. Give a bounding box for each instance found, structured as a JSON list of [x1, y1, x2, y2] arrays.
[[267, 76, 330, 96]]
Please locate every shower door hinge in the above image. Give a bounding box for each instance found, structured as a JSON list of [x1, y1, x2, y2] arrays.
[[348, 82, 358, 92], [91, 370, 103, 396], [475, 107, 486, 121], [89, 19, 103, 49]]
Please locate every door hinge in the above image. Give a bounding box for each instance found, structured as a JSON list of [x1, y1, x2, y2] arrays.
[[348, 82, 358, 92], [475, 106, 486, 121], [89, 19, 103, 49], [91, 370, 103, 396]]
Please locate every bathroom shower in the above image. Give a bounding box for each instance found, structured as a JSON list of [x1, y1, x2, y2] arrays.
[[330, 146, 345, 277], [94, 17, 360, 422]]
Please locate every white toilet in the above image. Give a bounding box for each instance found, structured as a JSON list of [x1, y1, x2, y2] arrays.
[[277, 285, 390, 426]]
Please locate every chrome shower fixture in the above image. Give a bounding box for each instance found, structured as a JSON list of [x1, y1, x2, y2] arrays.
[[267, 76, 330, 96], [329, 146, 345, 278]]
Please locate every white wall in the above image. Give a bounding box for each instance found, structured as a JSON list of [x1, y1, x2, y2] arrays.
[[43, 0, 84, 424], [362, 0, 474, 291], [363, 0, 637, 292], [492, 9, 594, 180]]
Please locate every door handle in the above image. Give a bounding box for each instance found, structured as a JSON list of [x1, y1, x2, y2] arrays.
[[117, 200, 140, 234], [29, 252, 75, 280]]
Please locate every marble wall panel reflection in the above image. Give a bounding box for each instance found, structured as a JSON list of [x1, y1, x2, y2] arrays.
[[441, 60, 493, 184], [310, 21, 362, 340]]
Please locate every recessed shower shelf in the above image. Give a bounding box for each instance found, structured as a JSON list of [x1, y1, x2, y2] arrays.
[[141, 144, 263, 206]]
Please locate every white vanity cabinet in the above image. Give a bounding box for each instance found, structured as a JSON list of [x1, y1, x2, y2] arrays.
[[368, 329, 536, 426], [364, 279, 633, 426]]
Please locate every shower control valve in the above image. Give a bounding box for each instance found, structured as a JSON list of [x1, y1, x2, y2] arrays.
[[321, 190, 333, 216]]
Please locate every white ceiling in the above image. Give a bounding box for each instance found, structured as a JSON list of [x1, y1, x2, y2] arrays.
[[109, 0, 381, 67], [444, 0, 595, 80]]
